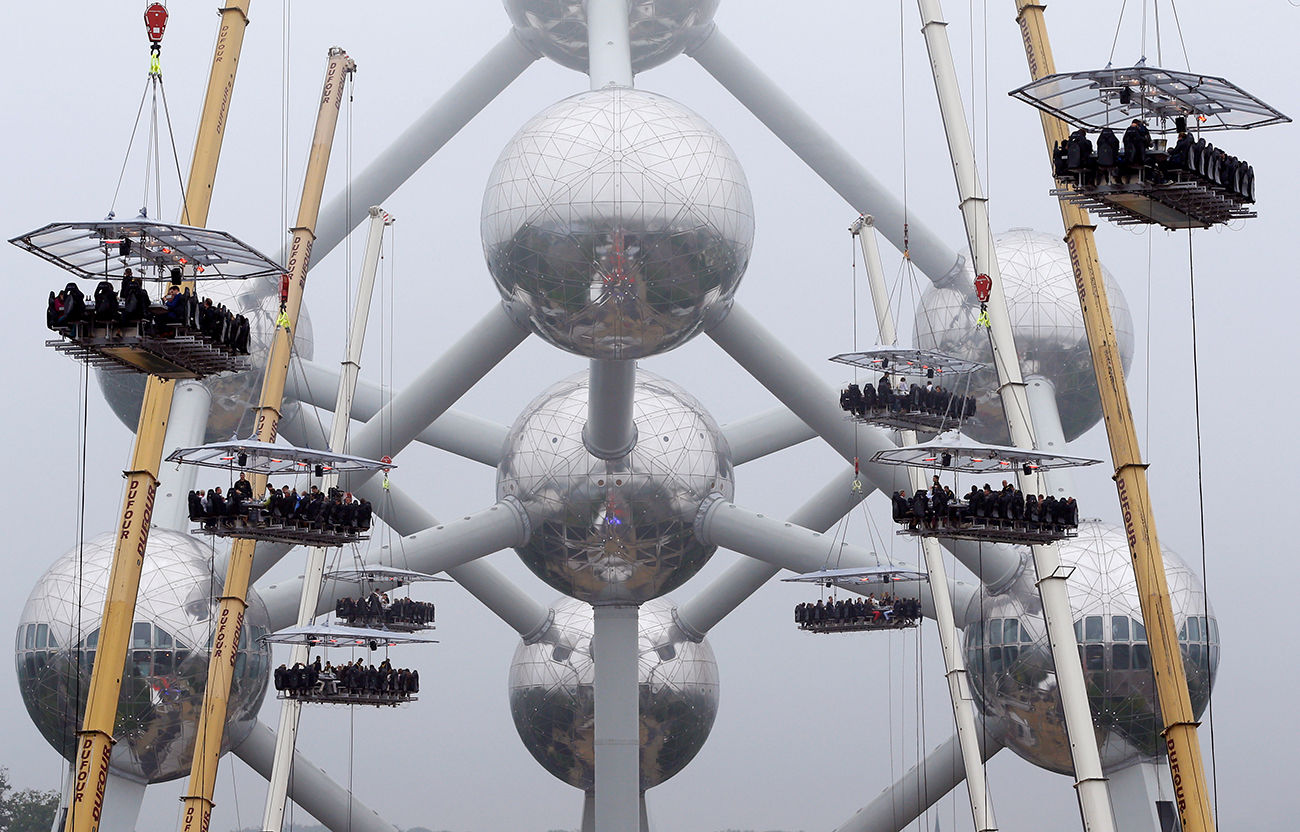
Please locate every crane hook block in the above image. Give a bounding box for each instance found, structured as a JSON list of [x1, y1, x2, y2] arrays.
[[145, 3, 168, 44], [974, 273, 992, 304]]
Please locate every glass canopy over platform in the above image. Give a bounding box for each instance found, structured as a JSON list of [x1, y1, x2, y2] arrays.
[[870, 431, 1101, 474], [1009, 65, 1289, 133], [324, 566, 451, 585], [831, 346, 986, 377], [11, 219, 283, 281], [166, 439, 393, 476], [782, 565, 929, 587], [261, 623, 437, 648], [835, 348, 983, 432]]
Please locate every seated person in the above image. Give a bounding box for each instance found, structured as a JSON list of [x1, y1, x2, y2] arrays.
[[56, 283, 86, 327], [46, 291, 64, 329]]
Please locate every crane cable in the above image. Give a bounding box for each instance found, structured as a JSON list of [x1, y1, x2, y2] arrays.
[[1184, 228, 1220, 825]]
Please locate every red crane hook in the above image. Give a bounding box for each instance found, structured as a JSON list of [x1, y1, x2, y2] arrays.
[[144, 3, 168, 44]]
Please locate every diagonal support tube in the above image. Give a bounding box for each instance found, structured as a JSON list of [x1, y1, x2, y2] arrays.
[[279, 401, 551, 640], [834, 731, 1001, 832], [233, 721, 400, 832], [720, 405, 817, 465], [707, 302, 1024, 592], [686, 25, 962, 285], [302, 32, 541, 265], [287, 360, 508, 466], [676, 467, 871, 637], [341, 303, 528, 492]]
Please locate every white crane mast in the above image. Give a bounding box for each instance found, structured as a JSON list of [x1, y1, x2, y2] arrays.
[[913, 1, 1118, 829], [261, 207, 393, 832]]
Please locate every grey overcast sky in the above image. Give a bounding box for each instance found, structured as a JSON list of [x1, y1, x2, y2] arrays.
[[3, 2, 1298, 832]]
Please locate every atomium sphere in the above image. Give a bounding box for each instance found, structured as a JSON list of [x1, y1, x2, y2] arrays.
[[15, 528, 271, 783], [482, 87, 754, 359], [509, 596, 719, 792], [503, 0, 721, 75], [962, 519, 1216, 775], [912, 228, 1134, 443], [98, 276, 315, 442], [497, 370, 733, 603]]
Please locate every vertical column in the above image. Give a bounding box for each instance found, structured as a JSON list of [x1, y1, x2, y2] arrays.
[[585, 0, 634, 88], [592, 603, 640, 832], [584, 359, 638, 459], [153, 381, 213, 531], [1023, 376, 1076, 498]]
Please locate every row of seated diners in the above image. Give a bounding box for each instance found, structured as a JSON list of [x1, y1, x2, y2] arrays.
[[336, 595, 435, 627], [274, 658, 419, 700], [795, 595, 922, 629], [1054, 125, 1255, 203], [839, 377, 977, 421], [46, 275, 251, 354], [188, 485, 373, 534], [892, 483, 1080, 532]]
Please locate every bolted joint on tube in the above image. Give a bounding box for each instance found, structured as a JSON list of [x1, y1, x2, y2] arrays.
[[522, 607, 557, 645], [499, 494, 534, 548], [693, 492, 728, 546], [670, 606, 706, 644], [581, 422, 638, 461]]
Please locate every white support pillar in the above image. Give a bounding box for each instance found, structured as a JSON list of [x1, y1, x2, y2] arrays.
[[585, 0, 634, 88], [676, 467, 871, 638], [592, 603, 641, 832], [264, 207, 392, 832], [585, 359, 638, 459], [914, 0, 1115, 826], [1024, 375, 1077, 498], [152, 380, 211, 532]]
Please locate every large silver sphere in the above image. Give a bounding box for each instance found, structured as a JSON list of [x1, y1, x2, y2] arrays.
[[913, 228, 1134, 443], [509, 596, 719, 791], [503, 1, 721, 75], [498, 370, 734, 603], [15, 528, 271, 783], [98, 277, 314, 442], [963, 519, 1216, 774], [482, 87, 754, 359]]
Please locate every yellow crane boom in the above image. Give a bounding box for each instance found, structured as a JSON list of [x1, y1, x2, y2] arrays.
[[1012, 4, 1215, 831], [66, 6, 252, 832], [178, 47, 356, 832]]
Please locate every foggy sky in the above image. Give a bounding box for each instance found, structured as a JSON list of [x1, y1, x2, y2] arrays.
[[2, 3, 1297, 832]]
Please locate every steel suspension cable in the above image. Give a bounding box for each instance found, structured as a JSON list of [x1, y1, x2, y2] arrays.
[[1184, 229, 1220, 826]]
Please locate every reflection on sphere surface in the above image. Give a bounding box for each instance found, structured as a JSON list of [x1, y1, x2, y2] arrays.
[[15, 529, 271, 783], [503, 0, 721, 74], [963, 520, 1216, 774], [497, 370, 733, 603], [913, 228, 1134, 443], [509, 597, 719, 791], [482, 87, 753, 359]]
